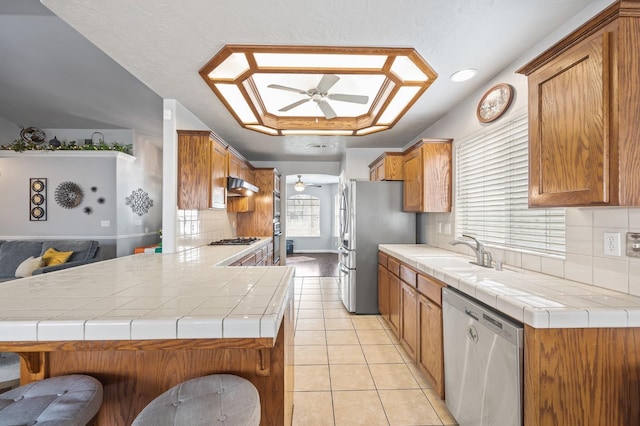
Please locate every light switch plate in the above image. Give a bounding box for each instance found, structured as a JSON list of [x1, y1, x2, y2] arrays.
[[604, 232, 621, 256]]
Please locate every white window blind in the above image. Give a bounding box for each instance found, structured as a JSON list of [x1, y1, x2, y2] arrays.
[[286, 194, 320, 237], [455, 114, 565, 256]]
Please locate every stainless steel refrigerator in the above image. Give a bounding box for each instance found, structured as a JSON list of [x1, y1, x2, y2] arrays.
[[338, 180, 416, 314]]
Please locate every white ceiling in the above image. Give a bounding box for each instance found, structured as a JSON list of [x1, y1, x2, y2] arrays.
[[1, 0, 606, 161]]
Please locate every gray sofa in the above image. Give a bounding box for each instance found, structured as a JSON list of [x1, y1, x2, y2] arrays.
[[0, 240, 101, 283]]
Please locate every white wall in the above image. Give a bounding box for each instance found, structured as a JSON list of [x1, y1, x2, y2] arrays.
[[0, 116, 19, 143], [418, 0, 640, 296], [285, 183, 338, 253], [342, 147, 402, 180]]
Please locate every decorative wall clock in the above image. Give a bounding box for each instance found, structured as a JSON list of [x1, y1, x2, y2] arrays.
[[476, 83, 514, 123]]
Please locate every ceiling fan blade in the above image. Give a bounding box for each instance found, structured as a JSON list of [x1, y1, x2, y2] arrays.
[[328, 93, 369, 104], [317, 100, 337, 119], [267, 84, 308, 95], [279, 98, 310, 112], [316, 74, 340, 92]]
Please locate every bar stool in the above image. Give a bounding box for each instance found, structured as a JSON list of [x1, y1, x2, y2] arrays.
[[0, 374, 103, 425], [132, 374, 261, 426]]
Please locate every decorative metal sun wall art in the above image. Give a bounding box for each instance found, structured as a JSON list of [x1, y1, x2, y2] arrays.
[[125, 188, 153, 216], [54, 181, 84, 209], [29, 178, 47, 221]]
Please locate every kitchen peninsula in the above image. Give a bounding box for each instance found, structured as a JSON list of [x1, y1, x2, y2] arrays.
[[0, 238, 294, 425]]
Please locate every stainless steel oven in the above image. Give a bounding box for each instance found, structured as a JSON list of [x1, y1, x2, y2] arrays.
[[273, 193, 281, 219], [273, 220, 281, 265]]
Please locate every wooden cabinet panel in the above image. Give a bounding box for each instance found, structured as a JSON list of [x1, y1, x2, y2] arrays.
[[378, 264, 389, 319], [400, 281, 417, 361], [400, 265, 417, 288], [527, 33, 610, 206], [417, 273, 443, 307], [403, 139, 452, 212], [368, 152, 404, 181], [378, 252, 388, 268], [418, 294, 444, 398], [177, 130, 227, 210], [518, 1, 640, 206], [388, 273, 401, 336], [387, 257, 400, 277], [211, 139, 227, 209], [237, 168, 279, 236]]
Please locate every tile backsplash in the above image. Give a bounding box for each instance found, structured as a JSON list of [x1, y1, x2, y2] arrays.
[[428, 207, 640, 296], [176, 209, 237, 252]]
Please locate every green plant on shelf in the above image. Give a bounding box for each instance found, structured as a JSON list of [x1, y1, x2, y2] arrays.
[[0, 139, 132, 154]]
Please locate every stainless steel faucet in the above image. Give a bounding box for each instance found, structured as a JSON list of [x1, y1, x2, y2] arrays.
[[449, 234, 493, 268]]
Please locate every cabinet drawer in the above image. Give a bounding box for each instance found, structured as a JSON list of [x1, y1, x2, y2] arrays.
[[417, 273, 444, 306], [400, 265, 417, 287], [378, 252, 388, 267], [387, 257, 400, 277]]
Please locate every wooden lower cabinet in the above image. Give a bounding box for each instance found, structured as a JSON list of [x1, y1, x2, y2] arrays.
[[400, 282, 418, 360], [418, 293, 444, 398], [379, 251, 444, 398]]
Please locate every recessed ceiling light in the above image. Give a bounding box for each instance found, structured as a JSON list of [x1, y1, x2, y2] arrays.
[[450, 68, 477, 82], [199, 45, 438, 136]]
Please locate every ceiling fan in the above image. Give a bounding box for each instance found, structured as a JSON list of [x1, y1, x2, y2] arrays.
[[268, 74, 369, 119], [293, 175, 322, 192]]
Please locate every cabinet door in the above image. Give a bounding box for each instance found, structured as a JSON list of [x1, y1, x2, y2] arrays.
[[369, 166, 377, 181], [423, 143, 452, 212], [528, 32, 610, 206], [403, 148, 423, 211], [418, 294, 444, 398], [228, 152, 242, 178], [400, 281, 418, 361], [211, 140, 227, 209], [378, 265, 389, 319], [177, 132, 210, 210], [388, 273, 401, 336]]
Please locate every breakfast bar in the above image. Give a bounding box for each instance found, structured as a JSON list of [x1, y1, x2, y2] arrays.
[[0, 239, 294, 425]]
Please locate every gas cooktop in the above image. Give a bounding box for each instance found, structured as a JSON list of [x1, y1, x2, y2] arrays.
[[209, 237, 259, 246]]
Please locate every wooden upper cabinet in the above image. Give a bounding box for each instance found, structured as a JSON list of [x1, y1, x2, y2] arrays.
[[368, 152, 404, 181], [518, 1, 640, 206], [177, 130, 227, 210], [237, 168, 279, 236], [402, 139, 453, 212]]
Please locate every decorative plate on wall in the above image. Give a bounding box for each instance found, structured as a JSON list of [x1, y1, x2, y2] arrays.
[[125, 188, 153, 216], [476, 83, 514, 123], [54, 181, 84, 209]]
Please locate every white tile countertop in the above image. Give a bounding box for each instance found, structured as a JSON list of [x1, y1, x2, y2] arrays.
[[380, 244, 640, 329], [0, 238, 295, 342]]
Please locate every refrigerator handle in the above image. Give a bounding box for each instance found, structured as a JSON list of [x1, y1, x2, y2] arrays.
[[338, 246, 349, 255], [339, 263, 350, 274]]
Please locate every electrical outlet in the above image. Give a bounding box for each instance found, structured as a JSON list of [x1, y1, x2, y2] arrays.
[[604, 232, 622, 256], [443, 223, 452, 235], [100, 220, 110, 227]]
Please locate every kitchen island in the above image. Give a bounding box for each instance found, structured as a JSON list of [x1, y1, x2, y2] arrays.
[[0, 238, 294, 425], [380, 244, 640, 426]]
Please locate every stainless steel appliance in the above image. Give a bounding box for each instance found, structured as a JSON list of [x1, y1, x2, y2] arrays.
[[338, 180, 416, 313], [442, 287, 524, 426], [273, 221, 281, 265]]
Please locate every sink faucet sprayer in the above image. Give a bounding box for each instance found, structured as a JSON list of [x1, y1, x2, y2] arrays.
[[449, 234, 493, 268]]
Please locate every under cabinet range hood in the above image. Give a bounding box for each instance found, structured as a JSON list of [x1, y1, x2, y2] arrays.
[[227, 177, 259, 196]]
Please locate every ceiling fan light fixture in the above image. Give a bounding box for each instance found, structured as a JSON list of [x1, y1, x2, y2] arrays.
[[294, 175, 306, 192], [199, 45, 438, 136]]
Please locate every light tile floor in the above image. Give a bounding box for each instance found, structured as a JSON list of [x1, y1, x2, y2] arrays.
[[292, 276, 458, 426]]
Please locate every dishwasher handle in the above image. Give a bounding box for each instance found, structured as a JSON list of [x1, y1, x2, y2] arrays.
[[464, 307, 479, 321]]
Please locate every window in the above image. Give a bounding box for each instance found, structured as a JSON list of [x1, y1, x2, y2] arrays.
[[287, 194, 320, 237], [455, 114, 565, 256]]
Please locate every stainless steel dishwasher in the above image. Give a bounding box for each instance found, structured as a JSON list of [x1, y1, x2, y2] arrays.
[[442, 287, 524, 426]]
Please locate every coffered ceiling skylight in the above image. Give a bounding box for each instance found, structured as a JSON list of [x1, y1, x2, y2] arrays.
[[199, 45, 438, 136]]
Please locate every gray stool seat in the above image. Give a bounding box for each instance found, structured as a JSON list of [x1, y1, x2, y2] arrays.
[[0, 353, 20, 392], [0, 374, 103, 426], [132, 374, 260, 426]]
